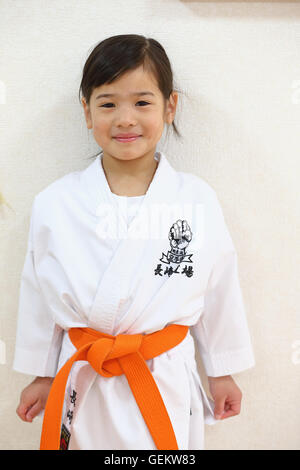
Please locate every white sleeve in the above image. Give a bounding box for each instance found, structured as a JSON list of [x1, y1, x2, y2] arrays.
[[13, 197, 64, 377], [191, 190, 256, 377]]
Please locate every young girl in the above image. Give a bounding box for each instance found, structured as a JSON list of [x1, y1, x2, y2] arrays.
[[14, 34, 255, 450]]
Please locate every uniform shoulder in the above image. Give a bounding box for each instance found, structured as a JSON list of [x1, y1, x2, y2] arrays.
[[33, 169, 81, 211], [178, 170, 219, 201], [178, 170, 234, 250]]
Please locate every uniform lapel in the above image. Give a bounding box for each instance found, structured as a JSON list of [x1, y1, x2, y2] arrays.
[[80, 151, 192, 332], [81, 150, 178, 235]]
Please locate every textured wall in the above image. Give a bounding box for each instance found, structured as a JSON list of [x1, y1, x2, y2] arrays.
[[0, 0, 299, 450]]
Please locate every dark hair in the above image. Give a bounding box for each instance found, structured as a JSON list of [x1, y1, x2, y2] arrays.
[[78, 34, 183, 159]]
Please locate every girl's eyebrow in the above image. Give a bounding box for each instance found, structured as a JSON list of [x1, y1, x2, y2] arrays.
[[95, 91, 155, 100]]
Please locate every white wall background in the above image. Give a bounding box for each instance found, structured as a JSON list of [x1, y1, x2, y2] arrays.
[[0, 0, 299, 450]]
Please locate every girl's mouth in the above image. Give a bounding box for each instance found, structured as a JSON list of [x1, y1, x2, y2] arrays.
[[114, 136, 141, 143]]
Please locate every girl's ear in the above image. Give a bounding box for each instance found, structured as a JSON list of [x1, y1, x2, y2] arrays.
[[165, 91, 178, 125], [81, 97, 93, 129]]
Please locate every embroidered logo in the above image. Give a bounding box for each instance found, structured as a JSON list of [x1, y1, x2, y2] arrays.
[[60, 423, 71, 450], [154, 219, 194, 278]]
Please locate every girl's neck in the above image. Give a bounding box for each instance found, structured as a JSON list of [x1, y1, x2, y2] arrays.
[[101, 152, 158, 197]]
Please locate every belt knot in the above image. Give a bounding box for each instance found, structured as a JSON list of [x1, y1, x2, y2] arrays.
[[40, 324, 189, 450], [86, 333, 144, 377]]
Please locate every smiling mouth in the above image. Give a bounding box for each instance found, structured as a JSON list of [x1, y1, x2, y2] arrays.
[[114, 136, 141, 142]]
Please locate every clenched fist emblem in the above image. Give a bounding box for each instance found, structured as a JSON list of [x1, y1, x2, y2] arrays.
[[168, 219, 192, 250], [159, 219, 193, 265]]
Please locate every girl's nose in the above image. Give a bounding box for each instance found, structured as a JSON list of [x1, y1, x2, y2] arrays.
[[114, 109, 138, 127]]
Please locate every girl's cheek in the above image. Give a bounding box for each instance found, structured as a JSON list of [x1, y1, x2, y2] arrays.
[[94, 121, 108, 133]]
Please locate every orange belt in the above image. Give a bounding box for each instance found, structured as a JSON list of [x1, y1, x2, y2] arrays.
[[40, 323, 189, 450]]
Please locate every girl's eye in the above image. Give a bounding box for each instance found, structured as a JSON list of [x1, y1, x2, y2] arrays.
[[137, 101, 150, 106], [99, 101, 150, 108]]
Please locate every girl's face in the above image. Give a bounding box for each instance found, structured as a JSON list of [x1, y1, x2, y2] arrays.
[[81, 65, 178, 162]]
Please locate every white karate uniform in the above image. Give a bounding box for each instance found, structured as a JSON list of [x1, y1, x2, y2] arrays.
[[13, 150, 255, 450]]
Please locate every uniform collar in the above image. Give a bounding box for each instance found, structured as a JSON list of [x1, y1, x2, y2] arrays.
[[80, 150, 179, 215]]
